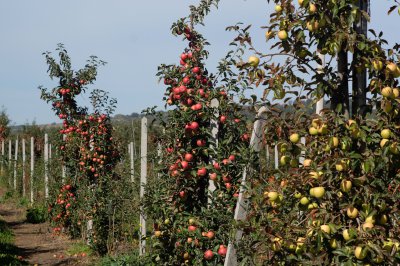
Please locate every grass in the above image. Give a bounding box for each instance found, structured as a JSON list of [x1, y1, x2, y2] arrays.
[[66, 241, 93, 257], [0, 219, 28, 265]]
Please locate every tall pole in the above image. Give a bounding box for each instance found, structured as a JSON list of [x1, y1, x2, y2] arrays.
[[316, 51, 325, 115], [30, 137, 34, 203], [22, 139, 26, 197], [44, 134, 49, 198], [13, 138, 18, 190], [8, 139, 11, 186], [130, 142, 134, 182], [0, 140, 4, 175], [139, 117, 148, 256], [352, 0, 369, 116]]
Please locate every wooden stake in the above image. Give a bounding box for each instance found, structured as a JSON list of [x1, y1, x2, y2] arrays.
[[130, 142, 134, 182], [208, 99, 219, 204], [22, 139, 26, 197], [30, 137, 34, 203], [13, 138, 18, 190], [44, 134, 49, 198], [139, 117, 148, 255], [225, 107, 268, 266]]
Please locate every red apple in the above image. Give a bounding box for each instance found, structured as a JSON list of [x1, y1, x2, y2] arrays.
[[197, 167, 207, 177], [209, 172, 217, 180], [184, 153, 194, 162], [218, 245, 227, 257], [204, 250, 214, 260], [188, 225, 197, 232], [206, 231, 215, 239], [220, 115, 227, 123], [213, 162, 221, 170]]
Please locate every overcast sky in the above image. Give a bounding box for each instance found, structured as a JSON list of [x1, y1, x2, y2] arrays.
[[0, 1, 398, 125]]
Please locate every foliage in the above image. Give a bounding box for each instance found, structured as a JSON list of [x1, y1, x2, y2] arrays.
[[0, 107, 10, 142], [26, 205, 47, 224]]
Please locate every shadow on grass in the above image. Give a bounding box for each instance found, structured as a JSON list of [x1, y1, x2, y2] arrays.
[[0, 243, 29, 265]]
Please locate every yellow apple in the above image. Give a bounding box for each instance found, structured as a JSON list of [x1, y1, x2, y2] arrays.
[[330, 136, 339, 148], [289, 133, 300, 143], [298, 0, 304, 6], [320, 224, 331, 234], [342, 229, 352, 241], [340, 180, 352, 192], [248, 56, 260, 67], [318, 124, 328, 135], [381, 86, 393, 98], [275, 5, 283, 12], [303, 159, 312, 167], [309, 127, 318, 135], [308, 202, 318, 209], [393, 88, 399, 98], [294, 191, 302, 199], [280, 155, 290, 165], [347, 207, 359, 219], [330, 238, 338, 249], [309, 171, 320, 179], [268, 191, 279, 201], [278, 30, 288, 41], [372, 60, 383, 71], [311, 118, 321, 128], [310, 187, 325, 198], [390, 142, 400, 154], [381, 129, 391, 139], [365, 215, 376, 224], [189, 218, 196, 225], [278, 142, 288, 153], [300, 197, 309, 205], [265, 30, 273, 39], [354, 246, 366, 260], [362, 222, 374, 231], [380, 139, 389, 148], [306, 20, 319, 32], [309, 3, 317, 14], [387, 62, 400, 77]]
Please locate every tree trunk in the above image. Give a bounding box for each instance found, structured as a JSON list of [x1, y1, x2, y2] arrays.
[[331, 44, 350, 118]]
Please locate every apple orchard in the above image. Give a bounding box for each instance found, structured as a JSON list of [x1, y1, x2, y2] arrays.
[[8, 0, 400, 265]]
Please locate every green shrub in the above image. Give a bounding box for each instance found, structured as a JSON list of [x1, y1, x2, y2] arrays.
[[26, 206, 47, 224]]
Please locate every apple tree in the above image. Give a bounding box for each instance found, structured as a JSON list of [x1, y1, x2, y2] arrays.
[[39, 44, 120, 254], [215, 0, 400, 265]]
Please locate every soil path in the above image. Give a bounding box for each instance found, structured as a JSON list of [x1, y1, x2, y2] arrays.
[[0, 187, 91, 266]]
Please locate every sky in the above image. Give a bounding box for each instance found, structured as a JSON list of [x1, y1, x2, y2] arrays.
[[0, 0, 399, 125]]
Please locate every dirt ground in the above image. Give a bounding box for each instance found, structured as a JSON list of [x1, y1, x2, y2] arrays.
[[0, 187, 93, 266]]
